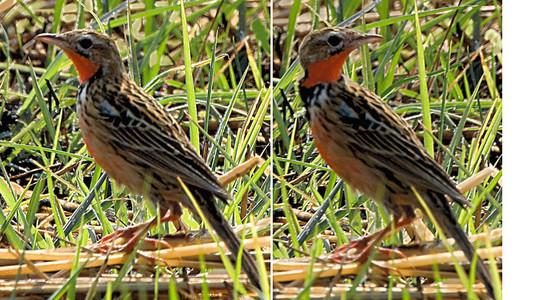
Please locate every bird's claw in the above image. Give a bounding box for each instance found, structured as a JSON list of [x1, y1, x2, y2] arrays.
[[92, 225, 173, 253], [330, 237, 407, 264]]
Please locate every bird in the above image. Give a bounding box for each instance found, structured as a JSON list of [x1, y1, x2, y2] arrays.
[[36, 29, 262, 291], [298, 27, 495, 298]]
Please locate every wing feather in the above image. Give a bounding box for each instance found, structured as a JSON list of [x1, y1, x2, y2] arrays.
[[96, 75, 231, 201], [334, 78, 466, 204]]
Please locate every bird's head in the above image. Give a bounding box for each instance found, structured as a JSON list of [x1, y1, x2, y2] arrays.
[[36, 29, 125, 83], [299, 27, 383, 88]]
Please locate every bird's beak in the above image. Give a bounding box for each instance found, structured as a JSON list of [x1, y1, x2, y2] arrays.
[[348, 33, 384, 49], [36, 33, 73, 51]]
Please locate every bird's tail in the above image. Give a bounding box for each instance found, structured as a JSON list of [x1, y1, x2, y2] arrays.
[[191, 189, 262, 292], [426, 191, 495, 299]]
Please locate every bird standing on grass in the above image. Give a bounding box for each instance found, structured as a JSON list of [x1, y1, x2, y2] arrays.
[[298, 27, 495, 298], [36, 29, 262, 291]]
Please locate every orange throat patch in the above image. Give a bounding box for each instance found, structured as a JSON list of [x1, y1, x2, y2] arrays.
[[63, 49, 99, 83], [301, 49, 353, 88]]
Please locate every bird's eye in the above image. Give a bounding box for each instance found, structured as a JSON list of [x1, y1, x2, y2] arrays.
[[327, 35, 342, 47], [79, 38, 93, 49]]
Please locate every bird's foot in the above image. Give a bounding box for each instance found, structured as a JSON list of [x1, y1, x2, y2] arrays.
[[92, 220, 173, 253], [331, 217, 414, 264], [330, 235, 406, 264]]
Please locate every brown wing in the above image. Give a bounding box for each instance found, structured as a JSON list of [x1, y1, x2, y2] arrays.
[[94, 74, 231, 201], [330, 77, 468, 206]]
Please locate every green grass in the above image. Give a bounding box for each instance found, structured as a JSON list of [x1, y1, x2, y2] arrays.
[[0, 0, 504, 297], [1, 0, 270, 298], [272, 0, 501, 297]]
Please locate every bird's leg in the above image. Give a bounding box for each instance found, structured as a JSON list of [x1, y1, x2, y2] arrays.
[[330, 217, 414, 264], [93, 212, 177, 253], [171, 217, 190, 236]]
